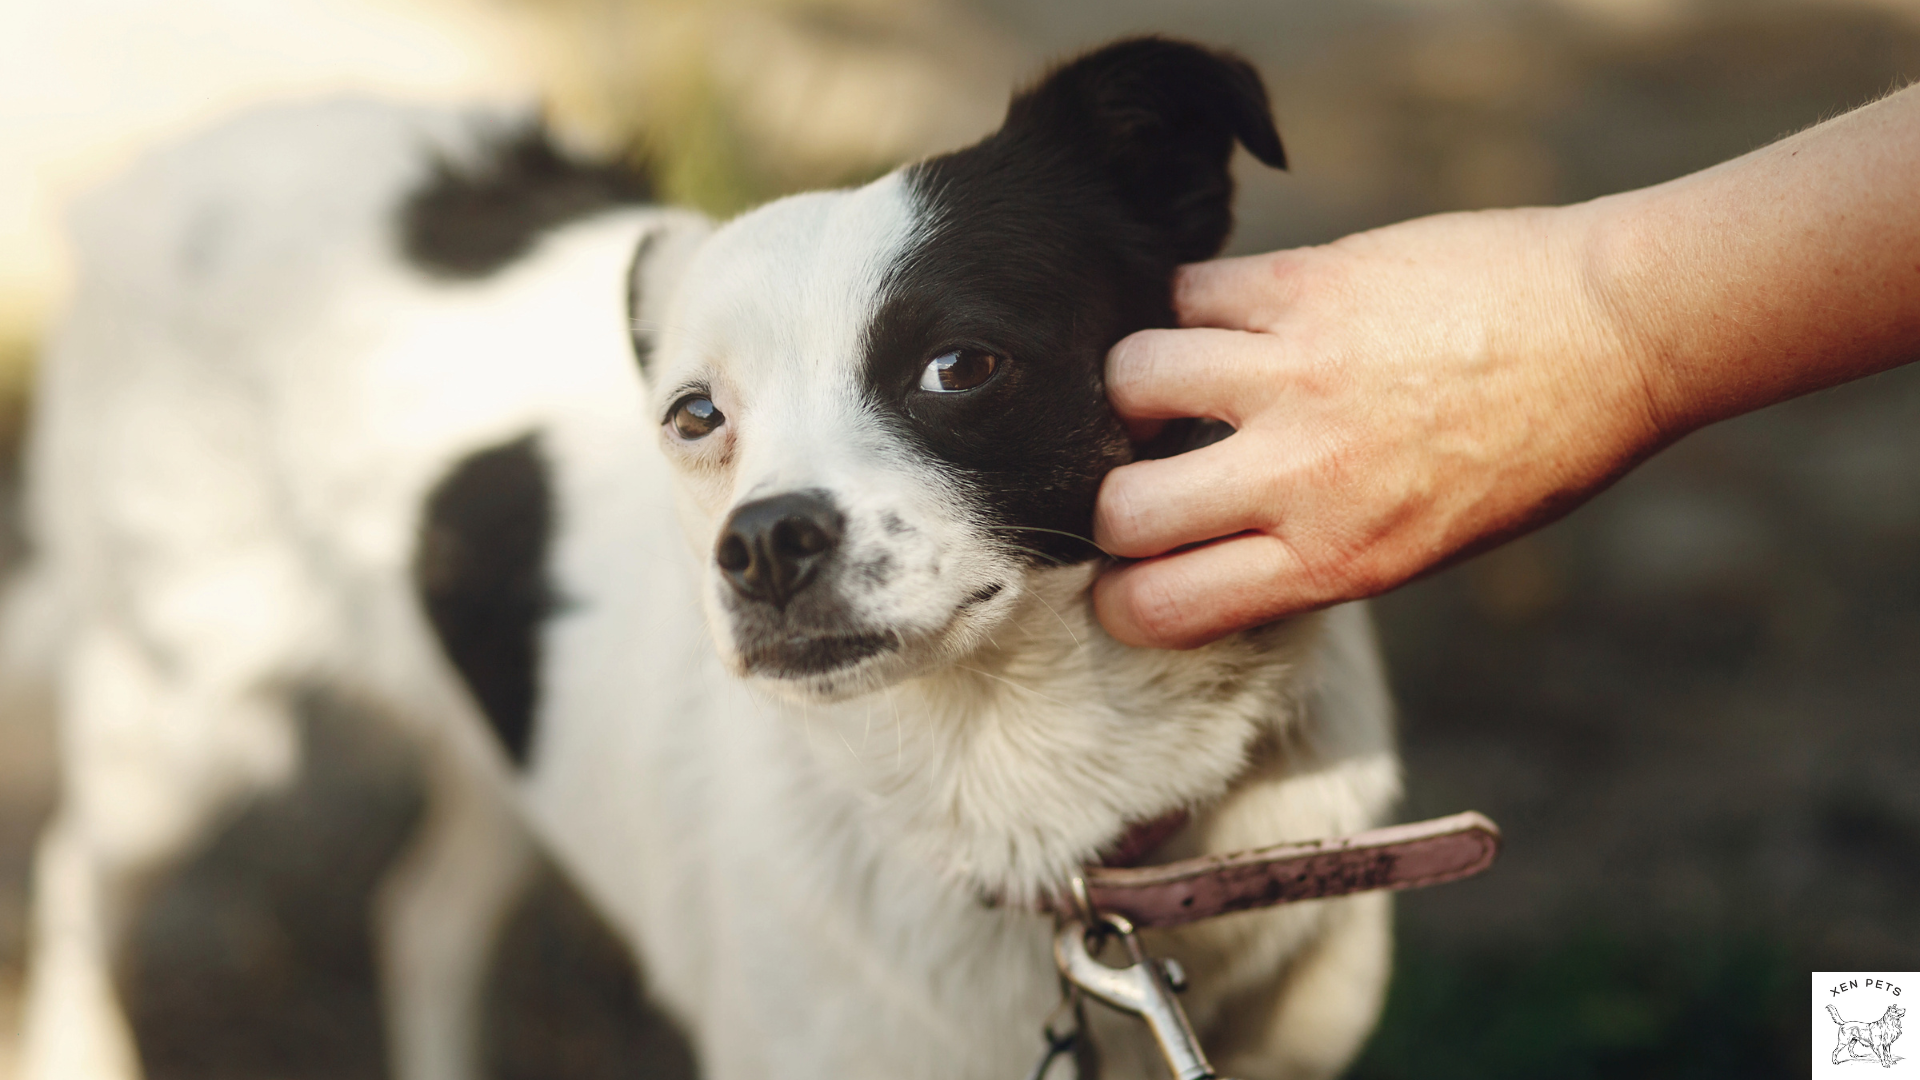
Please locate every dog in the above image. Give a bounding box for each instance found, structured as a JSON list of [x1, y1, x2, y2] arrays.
[[12, 38, 1401, 1080], [1830, 1004, 1906, 1067]]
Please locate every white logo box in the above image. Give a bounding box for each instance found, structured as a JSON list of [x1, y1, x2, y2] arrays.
[[1815, 972, 1914, 1074]]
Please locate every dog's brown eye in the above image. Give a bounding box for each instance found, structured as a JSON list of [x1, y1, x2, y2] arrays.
[[670, 395, 724, 439], [918, 349, 1000, 393]]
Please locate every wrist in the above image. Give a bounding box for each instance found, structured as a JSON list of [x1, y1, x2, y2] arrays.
[[1463, 199, 1671, 502], [1557, 190, 1685, 454]]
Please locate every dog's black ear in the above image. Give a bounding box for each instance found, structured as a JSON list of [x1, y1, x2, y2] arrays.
[[1002, 37, 1285, 263]]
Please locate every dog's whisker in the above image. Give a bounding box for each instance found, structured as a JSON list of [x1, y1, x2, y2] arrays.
[[885, 685, 903, 772], [953, 664, 1071, 710], [982, 538, 1077, 567], [981, 539, 1085, 573], [982, 524, 1117, 559], [628, 320, 727, 371], [1026, 589, 1082, 650], [648, 324, 725, 357]]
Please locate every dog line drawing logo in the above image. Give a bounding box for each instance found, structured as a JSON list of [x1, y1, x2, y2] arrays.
[[1828, 1003, 1906, 1068]]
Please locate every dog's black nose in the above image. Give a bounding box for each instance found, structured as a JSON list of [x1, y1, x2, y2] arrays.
[[715, 491, 844, 608]]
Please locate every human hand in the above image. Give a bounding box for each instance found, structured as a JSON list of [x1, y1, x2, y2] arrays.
[[1091, 205, 1660, 648], [1092, 83, 1920, 649]]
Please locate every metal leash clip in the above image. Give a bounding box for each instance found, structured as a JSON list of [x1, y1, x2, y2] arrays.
[[1050, 875, 1240, 1080], [1025, 980, 1093, 1080]]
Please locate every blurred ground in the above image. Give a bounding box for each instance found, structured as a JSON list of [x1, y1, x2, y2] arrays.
[[2, 1, 1919, 1078]]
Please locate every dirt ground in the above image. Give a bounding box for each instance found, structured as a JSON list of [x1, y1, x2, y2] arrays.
[[2, 1, 1918, 1077]]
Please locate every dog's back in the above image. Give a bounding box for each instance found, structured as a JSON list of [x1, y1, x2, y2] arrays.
[[26, 98, 706, 709], [15, 99, 713, 1080], [26, 101, 454, 670]]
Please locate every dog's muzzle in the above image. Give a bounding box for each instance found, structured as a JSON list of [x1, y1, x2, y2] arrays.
[[716, 490, 843, 609], [715, 490, 897, 681]]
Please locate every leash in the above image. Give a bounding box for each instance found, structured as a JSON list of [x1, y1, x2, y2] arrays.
[[1027, 811, 1501, 1079]]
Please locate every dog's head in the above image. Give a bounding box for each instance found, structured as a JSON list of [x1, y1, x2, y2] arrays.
[[643, 38, 1285, 698]]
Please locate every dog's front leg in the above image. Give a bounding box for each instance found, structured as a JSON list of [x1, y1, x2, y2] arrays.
[[19, 816, 144, 1080], [375, 750, 534, 1080], [1207, 892, 1393, 1080], [20, 622, 304, 1080]]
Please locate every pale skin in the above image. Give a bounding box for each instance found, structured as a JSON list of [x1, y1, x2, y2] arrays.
[[1094, 83, 1920, 649]]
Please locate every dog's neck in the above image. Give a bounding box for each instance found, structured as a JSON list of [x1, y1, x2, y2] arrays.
[[774, 563, 1336, 902]]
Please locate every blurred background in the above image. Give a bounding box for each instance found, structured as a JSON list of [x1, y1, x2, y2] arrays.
[[2, 0, 1918, 1076]]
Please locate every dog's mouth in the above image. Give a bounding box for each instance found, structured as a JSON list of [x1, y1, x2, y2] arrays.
[[737, 631, 897, 678]]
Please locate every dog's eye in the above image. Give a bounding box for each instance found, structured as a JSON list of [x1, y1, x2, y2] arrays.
[[669, 395, 725, 439], [918, 350, 1000, 393]]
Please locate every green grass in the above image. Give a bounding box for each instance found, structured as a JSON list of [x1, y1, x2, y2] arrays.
[[1350, 928, 1800, 1079], [0, 331, 34, 473], [648, 68, 895, 220]]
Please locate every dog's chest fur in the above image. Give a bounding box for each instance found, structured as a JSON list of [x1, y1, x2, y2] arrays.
[[32, 40, 1402, 1079]]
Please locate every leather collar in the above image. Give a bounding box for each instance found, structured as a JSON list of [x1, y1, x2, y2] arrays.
[[1052, 811, 1501, 928]]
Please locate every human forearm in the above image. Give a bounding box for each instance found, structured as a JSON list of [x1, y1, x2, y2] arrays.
[[1590, 83, 1920, 439]]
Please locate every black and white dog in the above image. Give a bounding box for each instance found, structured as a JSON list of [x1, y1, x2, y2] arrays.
[[15, 38, 1400, 1080]]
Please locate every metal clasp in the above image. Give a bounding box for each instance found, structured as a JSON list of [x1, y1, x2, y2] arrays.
[[1052, 887, 1237, 1080], [1024, 983, 1091, 1080]]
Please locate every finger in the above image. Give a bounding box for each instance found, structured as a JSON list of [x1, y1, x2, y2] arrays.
[[1093, 532, 1330, 649], [1106, 327, 1279, 427], [1095, 439, 1271, 559], [1173, 250, 1309, 332]]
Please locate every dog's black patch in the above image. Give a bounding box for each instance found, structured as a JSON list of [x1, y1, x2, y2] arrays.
[[401, 123, 653, 279], [414, 434, 556, 766], [962, 583, 1005, 608], [865, 37, 1285, 565], [738, 632, 895, 677], [853, 552, 895, 588], [626, 228, 663, 376]]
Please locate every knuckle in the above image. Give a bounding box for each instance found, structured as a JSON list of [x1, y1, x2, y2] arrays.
[[1127, 569, 1193, 647], [1235, 456, 1298, 537], [1303, 539, 1395, 604], [1105, 333, 1159, 397], [1095, 469, 1151, 555], [1171, 260, 1228, 313]]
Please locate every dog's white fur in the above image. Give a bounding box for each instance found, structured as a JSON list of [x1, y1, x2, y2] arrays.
[[15, 96, 1400, 1080]]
